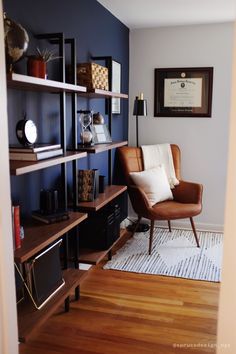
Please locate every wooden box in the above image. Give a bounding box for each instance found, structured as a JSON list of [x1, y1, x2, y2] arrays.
[[77, 62, 109, 91]]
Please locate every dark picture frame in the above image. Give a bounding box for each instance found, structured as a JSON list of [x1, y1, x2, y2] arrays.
[[154, 67, 213, 117], [90, 124, 112, 144], [111, 60, 121, 114]]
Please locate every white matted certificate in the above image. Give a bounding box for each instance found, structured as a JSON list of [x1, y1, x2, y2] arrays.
[[90, 124, 112, 144], [164, 78, 202, 108], [112, 60, 121, 114]]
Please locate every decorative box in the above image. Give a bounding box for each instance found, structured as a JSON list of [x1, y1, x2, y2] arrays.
[[77, 62, 109, 91]]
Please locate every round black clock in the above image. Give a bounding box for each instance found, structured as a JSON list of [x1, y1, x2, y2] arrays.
[[16, 118, 38, 146]]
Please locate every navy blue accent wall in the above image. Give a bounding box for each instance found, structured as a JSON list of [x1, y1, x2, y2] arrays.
[[4, 0, 129, 215]]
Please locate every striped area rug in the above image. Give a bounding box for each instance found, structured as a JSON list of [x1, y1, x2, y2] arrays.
[[104, 228, 223, 282]]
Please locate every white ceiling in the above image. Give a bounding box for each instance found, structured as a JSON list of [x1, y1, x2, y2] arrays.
[[97, 0, 236, 29]]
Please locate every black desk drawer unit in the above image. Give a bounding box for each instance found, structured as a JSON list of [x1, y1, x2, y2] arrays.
[[79, 204, 121, 250]]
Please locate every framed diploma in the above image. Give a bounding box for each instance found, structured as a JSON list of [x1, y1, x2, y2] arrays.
[[154, 67, 213, 117]]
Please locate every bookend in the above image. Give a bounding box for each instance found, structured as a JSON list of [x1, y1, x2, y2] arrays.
[[14, 263, 25, 304]]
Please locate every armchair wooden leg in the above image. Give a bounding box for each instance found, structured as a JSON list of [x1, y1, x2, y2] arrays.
[[149, 220, 155, 255], [131, 216, 142, 237], [168, 220, 171, 232], [190, 217, 200, 247]]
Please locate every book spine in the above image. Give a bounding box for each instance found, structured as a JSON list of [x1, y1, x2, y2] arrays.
[[24, 262, 33, 294], [10, 153, 37, 161], [12, 205, 15, 250], [9, 144, 61, 153], [13, 205, 21, 249], [78, 169, 95, 202], [9, 148, 63, 161], [32, 213, 69, 224]]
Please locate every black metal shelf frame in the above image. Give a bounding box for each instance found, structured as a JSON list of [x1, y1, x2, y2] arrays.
[[91, 56, 114, 185], [35, 32, 80, 305]]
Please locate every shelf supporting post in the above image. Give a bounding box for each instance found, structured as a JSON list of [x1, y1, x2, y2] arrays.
[[65, 38, 79, 210], [91, 56, 113, 185]]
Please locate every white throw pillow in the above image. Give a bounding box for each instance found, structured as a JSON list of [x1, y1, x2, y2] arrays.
[[129, 165, 173, 206]]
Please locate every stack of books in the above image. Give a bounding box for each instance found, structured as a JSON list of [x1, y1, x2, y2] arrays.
[[31, 209, 69, 224], [9, 143, 63, 161]]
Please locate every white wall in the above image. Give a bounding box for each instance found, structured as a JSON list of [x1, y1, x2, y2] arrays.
[[0, 1, 19, 352], [129, 23, 234, 230], [217, 22, 236, 354]]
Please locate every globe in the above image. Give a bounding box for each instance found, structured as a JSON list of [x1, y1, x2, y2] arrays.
[[4, 14, 29, 72], [93, 112, 105, 125]]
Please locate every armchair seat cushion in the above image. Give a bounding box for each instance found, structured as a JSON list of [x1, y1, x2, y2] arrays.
[[150, 200, 202, 220]]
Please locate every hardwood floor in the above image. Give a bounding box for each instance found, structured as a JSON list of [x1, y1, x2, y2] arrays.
[[19, 237, 220, 354]]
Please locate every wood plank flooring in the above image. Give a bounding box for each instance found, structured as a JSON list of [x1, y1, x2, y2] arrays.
[[19, 269, 220, 354], [19, 242, 220, 354]]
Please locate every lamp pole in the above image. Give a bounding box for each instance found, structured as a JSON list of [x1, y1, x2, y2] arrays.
[[136, 114, 139, 147]]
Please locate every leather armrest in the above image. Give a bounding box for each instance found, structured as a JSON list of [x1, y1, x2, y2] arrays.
[[128, 185, 152, 217], [172, 180, 203, 204]]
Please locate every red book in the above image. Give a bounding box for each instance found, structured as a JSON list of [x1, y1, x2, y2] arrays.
[[13, 205, 21, 249]]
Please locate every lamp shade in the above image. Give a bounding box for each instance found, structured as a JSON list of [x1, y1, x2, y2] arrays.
[[133, 97, 147, 116]]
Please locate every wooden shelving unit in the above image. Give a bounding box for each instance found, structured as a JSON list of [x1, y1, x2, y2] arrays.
[[78, 88, 128, 99], [76, 141, 128, 153], [14, 212, 87, 263], [7, 36, 94, 344], [77, 185, 127, 212], [7, 74, 129, 99], [7, 73, 87, 93], [79, 229, 127, 265], [17, 268, 88, 342], [7, 38, 129, 343], [10, 151, 87, 176]]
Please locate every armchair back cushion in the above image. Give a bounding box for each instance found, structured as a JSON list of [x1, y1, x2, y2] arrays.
[[118, 145, 181, 185]]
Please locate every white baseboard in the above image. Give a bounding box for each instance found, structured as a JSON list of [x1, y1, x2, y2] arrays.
[[126, 216, 224, 233]]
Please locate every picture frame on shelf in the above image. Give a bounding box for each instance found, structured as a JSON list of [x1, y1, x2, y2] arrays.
[[154, 67, 213, 117], [90, 124, 112, 144], [111, 60, 121, 114]]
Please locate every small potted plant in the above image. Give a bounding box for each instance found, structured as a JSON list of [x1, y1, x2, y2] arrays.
[[27, 47, 60, 79]]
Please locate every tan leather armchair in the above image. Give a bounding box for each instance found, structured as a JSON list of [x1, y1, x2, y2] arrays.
[[118, 145, 203, 255]]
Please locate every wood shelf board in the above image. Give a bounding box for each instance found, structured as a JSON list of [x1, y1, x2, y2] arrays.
[[76, 141, 128, 153], [10, 151, 87, 176], [77, 185, 127, 212], [78, 88, 128, 99], [14, 212, 88, 263], [7, 73, 87, 93], [79, 229, 127, 265], [17, 268, 87, 342]]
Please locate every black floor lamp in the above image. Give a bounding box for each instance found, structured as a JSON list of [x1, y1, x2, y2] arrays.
[[127, 93, 149, 233]]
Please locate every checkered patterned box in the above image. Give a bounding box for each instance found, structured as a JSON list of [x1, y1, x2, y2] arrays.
[[77, 62, 109, 91]]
